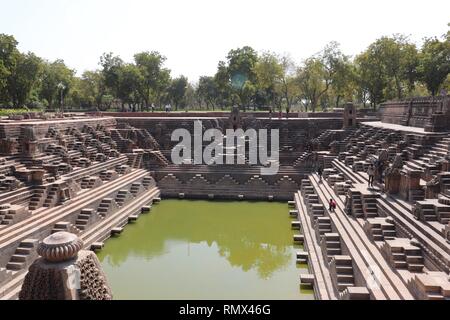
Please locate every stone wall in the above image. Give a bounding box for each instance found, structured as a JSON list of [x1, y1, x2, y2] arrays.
[[0, 117, 117, 140], [155, 171, 303, 201], [380, 96, 450, 132], [91, 111, 349, 118], [115, 117, 346, 152]]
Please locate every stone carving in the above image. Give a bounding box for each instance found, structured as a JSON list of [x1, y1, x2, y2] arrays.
[[330, 140, 340, 155], [425, 175, 441, 199], [19, 232, 112, 300], [76, 253, 113, 300], [22, 126, 37, 142], [229, 106, 242, 130], [378, 149, 389, 163], [37, 232, 83, 262], [0, 138, 19, 154], [384, 154, 404, 194]]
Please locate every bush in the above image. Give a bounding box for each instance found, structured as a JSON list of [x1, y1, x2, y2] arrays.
[[0, 108, 44, 117]]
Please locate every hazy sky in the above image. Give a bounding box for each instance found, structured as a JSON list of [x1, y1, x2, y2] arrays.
[[0, 0, 449, 82]]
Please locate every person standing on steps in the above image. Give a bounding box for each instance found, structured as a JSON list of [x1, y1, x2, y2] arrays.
[[367, 164, 375, 187], [317, 165, 323, 182]]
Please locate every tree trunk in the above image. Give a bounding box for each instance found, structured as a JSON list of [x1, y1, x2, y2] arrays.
[[395, 76, 402, 100], [336, 95, 341, 109]]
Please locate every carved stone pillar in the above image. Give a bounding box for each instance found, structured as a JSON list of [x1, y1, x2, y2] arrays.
[[399, 168, 422, 201], [343, 103, 357, 129], [385, 170, 401, 195], [442, 160, 450, 172], [31, 169, 46, 185], [19, 232, 113, 300]]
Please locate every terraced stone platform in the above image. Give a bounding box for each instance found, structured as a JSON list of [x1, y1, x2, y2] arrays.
[[1, 104, 449, 300]]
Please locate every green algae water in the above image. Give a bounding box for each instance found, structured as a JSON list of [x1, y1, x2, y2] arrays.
[[97, 200, 314, 300]]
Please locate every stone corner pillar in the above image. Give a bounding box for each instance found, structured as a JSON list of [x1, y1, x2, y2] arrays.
[[399, 168, 422, 200], [385, 170, 401, 195], [343, 103, 357, 129], [19, 232, 113, 300]]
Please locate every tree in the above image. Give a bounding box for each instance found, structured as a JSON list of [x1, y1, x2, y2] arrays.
[[373, 35, 419, 99], [0, 34, 42, 107], [117, 63, 142, 111], [226, 46, 258, 111], [214, 61, 232, 109], [295, 42, 353, 112], [0, 34, 19, 104], [296, 58, 329, 112], [197, 76, 218, 110], [71, 70, 108, 110], [40, 59, 74, 109], [6, 52, 42, 108], [134, 51, 171, 109], [167, 76, 188, 110], [278, 55, 299, 112], [419, 36, 450, 96], [355, 49, 388, 109], [355, 35, 420, 103], [100, 53, 123, 100], [255, 52, 284, 111]]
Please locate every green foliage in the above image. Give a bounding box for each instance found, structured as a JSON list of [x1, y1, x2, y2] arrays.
[[40, 59, 74, 109], [197, 76, 219, 109], [418, 37, 450, 95], [167, 76, 188, 110], [134, 51, 171, 108], [0, 108, 43, 117], [1, 26, 449, 112]]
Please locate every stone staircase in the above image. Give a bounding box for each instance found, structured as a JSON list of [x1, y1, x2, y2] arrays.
[[130, 183, 143, 197], [80, 176, 103, 189], [115, 189, 133, 207], [99, 170, 119, 182], [43, 184, 60, 208], [74, 208, 101, 231], [381, 238, 425, 273], [320, 233, 342, 262], [339, 287, 371, 300], [361, 193, 379, 218], [329, 255, 356, 292], [6, 239, 39, 271], [363, 218, 397, 242], [28, 186, 48, 211], [407, 272, 450, 300], [97, 198, 119, 217], [51, 221, 80, 234]]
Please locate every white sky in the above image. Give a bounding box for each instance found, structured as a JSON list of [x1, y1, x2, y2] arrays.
[[0, 0, 449, 83]]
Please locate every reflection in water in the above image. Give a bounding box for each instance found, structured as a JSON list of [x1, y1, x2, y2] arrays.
[[98, 200, 314, 300]]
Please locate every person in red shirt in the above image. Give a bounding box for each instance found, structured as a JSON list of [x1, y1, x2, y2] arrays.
[[329, 198, 337, 213]]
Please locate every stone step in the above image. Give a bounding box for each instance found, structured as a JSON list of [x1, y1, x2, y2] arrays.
[[406, 255, 424, 264], [327, 248, 342, 256], [337, 274, 355, 283], [6, 261, 23, 271], [407, 264, 424, 272], [333, 255, 353, 266], [336, 265, 354, 275], [324, 233, 340, 241], [394, 261, 408, 269], [10, 254, 27, 263], [15, 247, 32, 255], [21, 239, 38, 248], [326, 241, 341, 249], [337, 282, 355, 292]]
